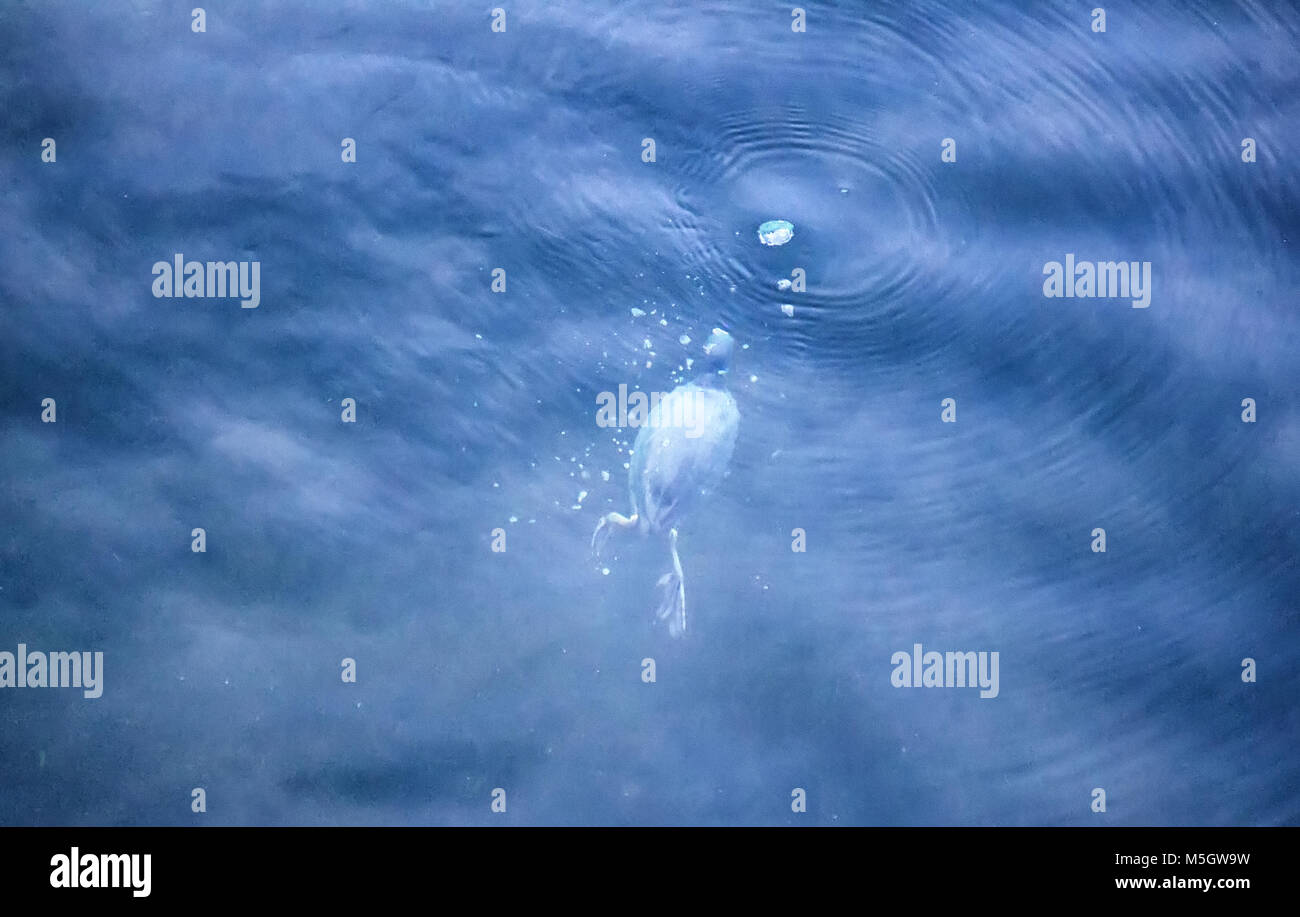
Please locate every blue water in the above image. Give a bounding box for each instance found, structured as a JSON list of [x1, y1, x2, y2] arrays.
[[1, 1, 1297, 825]]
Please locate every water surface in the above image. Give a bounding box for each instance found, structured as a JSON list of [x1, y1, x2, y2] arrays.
[[0, 0, 1297, 825]]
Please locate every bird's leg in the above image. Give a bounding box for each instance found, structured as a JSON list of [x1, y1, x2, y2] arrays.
[[592, 511, 638, 562], [669, 527, 686, 636], [654, 527, 687, 637]]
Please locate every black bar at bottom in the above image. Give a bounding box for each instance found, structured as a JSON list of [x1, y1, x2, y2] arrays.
[[0, 826, 1285, 902]]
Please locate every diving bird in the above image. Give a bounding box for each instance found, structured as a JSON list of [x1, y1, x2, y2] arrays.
[[592, 328, 740, 637]]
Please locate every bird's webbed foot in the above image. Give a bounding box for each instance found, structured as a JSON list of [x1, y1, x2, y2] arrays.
[[653, 528, 687, 637], [592, 511, 638, 563]]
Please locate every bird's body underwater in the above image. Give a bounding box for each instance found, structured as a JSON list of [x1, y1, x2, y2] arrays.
[[593, 328, 740, 637]]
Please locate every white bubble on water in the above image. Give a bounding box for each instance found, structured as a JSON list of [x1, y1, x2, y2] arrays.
[[757, 219, 795, 246], [781, 303, 795, 317], [679, 334, 691, 345], [777, 279, 792, 291]]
